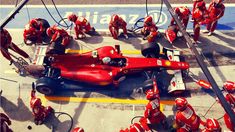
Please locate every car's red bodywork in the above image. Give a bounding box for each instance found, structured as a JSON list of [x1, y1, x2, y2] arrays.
[[48, 46, 189, 86]]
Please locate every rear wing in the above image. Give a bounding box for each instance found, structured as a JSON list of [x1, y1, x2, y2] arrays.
[[32, 45, 48, 65]]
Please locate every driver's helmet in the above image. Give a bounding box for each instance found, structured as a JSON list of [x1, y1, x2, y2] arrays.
[[102, 57, 111, 64]]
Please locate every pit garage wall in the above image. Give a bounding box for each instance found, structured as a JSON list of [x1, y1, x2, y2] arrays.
[[0, 4, 234, 30]]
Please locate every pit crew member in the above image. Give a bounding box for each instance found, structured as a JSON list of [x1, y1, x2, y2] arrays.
[[170, 6, 191, 29], [222, 81, 235, 131], [0, 28, 29, 63], [120, 123, 147, 132], [192, 0, 208, 43], [30, 86, 54, 125], [46, 26, 72, 47], [141, 16, 159, 43], [140, 80, 168, 130], [68, 14, 95, 39], [109, 14, 128, 39], [173, 97, 203, 132], [201, 118, 221, 132], [203, 0, 225, 36]]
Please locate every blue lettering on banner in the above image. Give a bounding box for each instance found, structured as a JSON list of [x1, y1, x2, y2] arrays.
[[0, 6, 234, 30]]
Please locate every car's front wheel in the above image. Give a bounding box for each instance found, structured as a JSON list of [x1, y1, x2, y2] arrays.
[[141, 42, 160, 58], [36, 77, 60, 95]]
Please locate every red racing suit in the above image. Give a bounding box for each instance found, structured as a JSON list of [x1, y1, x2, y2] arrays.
[[30, 90, 53, 125], [49, 27, 71, 47], [0, 113, 13, 132], [192, 0, 207, 42], [120, 123, 146, 132], [142, 23, 158, 43], [223, 93, 235, 131], [170, 6, 191, 29], [206, 2, 225, 32], [29, 18, 43, 32], [23, 25, 43, 44], [144, 97, 166, 125], [109, 15, 128, 39], [74, 17, 93, 38], [139, 80, 167, 130], [175, 104, 201, 132], [0, 29, 29, 61]]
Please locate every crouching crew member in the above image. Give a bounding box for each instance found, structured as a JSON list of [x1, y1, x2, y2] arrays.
[[30, 86, 54, 125], [109, 14, 128, 40], [46, 26, 71, 47], [173, 97, 203, 132], [68, 14, 95, 39], [141, 16, 159, 43], [201, 118, 221, 132], [166, 6, 191, 43]]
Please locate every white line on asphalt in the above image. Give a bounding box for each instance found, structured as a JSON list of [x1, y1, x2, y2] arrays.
[[1, 4, 235, 8]]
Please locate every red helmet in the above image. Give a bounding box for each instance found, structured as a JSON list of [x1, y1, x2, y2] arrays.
[[30, 19, 40, 28], [112, 14, 119, 22], [129, 123, 144, 132], [175, 97, 188, 111], [144, 16, 153, 24], [46, 27, 55, 37], [223, 81, 235, 93], [179, 7, 190, 16], [192, 8, 203, 19], [205, 118, 221, 131], [72, 127, 84, 132], [30, 98, 42, 108], [146, 89, 158, 100], [68, 14, 78, 22], [196, 1, 206, 9]]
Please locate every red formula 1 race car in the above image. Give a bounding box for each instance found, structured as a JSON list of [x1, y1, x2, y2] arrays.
[[32, 44, 189, 95]]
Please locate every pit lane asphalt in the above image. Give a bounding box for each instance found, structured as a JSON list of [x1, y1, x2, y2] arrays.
[[1, 28, 235, 131]]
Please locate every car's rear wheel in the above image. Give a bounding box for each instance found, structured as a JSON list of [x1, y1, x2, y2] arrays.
[[36, 77, 59, 95], [141, 42, 160, 58]]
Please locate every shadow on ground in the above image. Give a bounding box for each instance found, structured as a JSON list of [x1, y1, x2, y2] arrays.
[[0, 96, 32, 121]]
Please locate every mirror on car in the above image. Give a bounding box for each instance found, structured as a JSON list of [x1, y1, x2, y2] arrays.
[[92, 50, 98, 58]]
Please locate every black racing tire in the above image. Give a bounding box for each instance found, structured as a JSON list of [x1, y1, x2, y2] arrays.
[[35, 77, 59, 95], [141, 42, 160, 58], [142, 79, 154, 93]]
